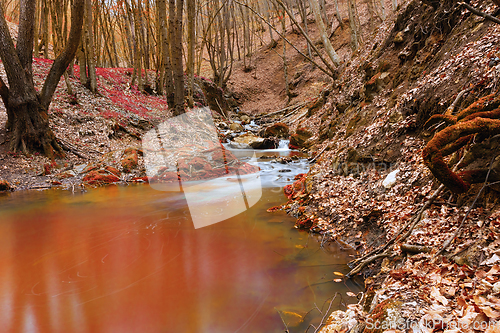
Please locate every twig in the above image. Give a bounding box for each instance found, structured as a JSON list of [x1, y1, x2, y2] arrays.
[[214, 99, 230, 122], [458, 2, 500, 25], [309, 144, 329, 163], [434, 155, 498, 258], [346, 251, 392, 278], [275, 308, 290, 333]]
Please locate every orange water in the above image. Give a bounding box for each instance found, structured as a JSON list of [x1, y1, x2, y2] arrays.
[[0, 184, 360, 333]]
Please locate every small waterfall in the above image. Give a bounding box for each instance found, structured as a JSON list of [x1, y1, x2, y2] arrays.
[[278, 140, 289, 150]]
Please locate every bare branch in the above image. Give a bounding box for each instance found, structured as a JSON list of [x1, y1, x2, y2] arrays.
[[459, 2, 500, 25]]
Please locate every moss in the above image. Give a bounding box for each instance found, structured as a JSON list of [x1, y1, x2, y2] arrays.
[[423, 113, 500, 193], [83, 171, 120, 185]]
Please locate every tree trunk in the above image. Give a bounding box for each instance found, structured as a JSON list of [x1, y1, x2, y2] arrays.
[[158, 0, 175, 108], [84, 0, 97, 92], [0, 0, 85, 157], [187, 0, 196, 107], [169, 0, 185, 115], [309, 0, 341, 66]]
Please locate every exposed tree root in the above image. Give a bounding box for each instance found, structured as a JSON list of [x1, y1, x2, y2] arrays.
[[423, 93, 500, 193], [8, 103, 64, 159]]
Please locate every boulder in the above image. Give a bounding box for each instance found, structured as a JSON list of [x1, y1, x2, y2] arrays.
[[240, 115, 251, 124], [121, 148, 139, 172], [231, 133, 278, 149], [260, 123, 289, 138], [250, 137, 279, 149], [394, 31, 404, 44], [290, 127, 313, 149], [229, 122, 244, 132]]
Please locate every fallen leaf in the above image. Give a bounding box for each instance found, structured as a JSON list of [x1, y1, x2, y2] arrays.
[[346, 291, 356, 297], [479, 306, 500, 319], [431, 286, 449, 306], [333, 272, 344, 276]]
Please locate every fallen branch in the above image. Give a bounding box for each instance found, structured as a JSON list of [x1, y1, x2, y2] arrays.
[[254, 102, 306, 119], [401, 243, 431, 254], [57, 138, 88, 159], [309, 144, 330, 164], [459, 2, 500, 25], [346, 251, 392, 278], [275, 309, 290, 333]]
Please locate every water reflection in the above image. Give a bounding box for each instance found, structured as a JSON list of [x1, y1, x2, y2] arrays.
[[0, 183, 361, 332]]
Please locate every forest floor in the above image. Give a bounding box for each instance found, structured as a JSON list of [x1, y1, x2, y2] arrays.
[[1, 0, 500, 332]]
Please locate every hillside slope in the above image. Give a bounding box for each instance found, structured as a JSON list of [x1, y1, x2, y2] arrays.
[[256, 0, 500, 331]]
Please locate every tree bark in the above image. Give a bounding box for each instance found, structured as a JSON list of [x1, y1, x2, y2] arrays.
[[309, 0, 341, 66], [187, 0, 196, 107], [0, 0, 85, 157]]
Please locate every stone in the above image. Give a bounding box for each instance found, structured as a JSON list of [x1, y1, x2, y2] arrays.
[[240, 115, 250, 124], [290, 127, 313, 149], [389, 110, 403, 123], [394, 31, 404, 44], [382, 169, 399, 188], [250, 137, 278, 149], [231, 133, 261, 149], [260, 122, 289, 138], [121, 148, 139, 172], [0, 179, 11, 192], [231, 133, 278, 149], [229, 122, 244, 132]]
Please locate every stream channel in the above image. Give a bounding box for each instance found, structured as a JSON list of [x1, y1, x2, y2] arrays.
[[0, 143, 362, 332]]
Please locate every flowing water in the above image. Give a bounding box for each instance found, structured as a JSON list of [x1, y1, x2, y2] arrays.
[[0, 147, 362, 333]]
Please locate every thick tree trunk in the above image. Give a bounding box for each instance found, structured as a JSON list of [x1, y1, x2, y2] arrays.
[[0, 0, 85, 157]]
